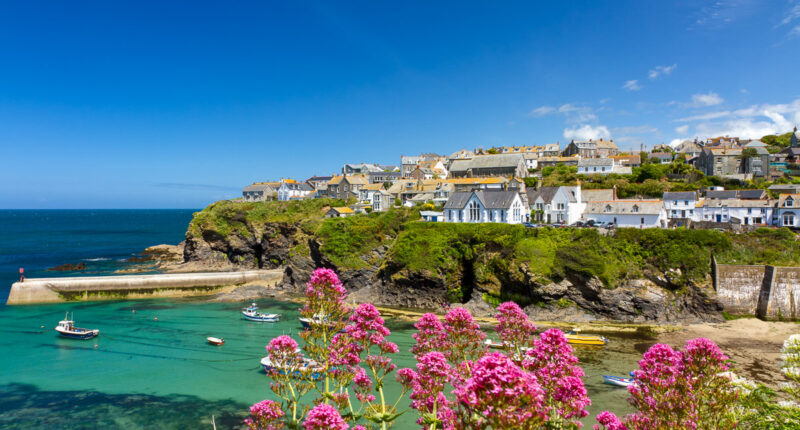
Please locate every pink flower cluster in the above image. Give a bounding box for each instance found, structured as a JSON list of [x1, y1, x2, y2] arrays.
[[454, 352, 546, 428], [266, 335, 301, 367], [302, 403, 349, 430], [495, 301, 537, 350], [399, 352, 456, 429], [306, 268, 347, 300], [244, 399, 285, 430], [595, 338, 736, 430]]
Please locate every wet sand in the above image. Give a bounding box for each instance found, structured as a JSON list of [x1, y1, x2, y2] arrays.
[[658, 318, 799, 386]]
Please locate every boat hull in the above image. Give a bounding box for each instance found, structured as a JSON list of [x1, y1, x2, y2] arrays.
[[565, 334, 607, 346], [261, 357, 323, 381], [242, 312, 280, 322], [603, 375, 634, 387], [56, 328, 98, 340]]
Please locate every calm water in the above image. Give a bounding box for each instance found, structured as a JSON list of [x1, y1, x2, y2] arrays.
[[0, 210, 646, 429]]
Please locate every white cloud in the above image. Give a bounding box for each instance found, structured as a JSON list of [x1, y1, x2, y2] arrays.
[[778, 1, 800, 37], [686, 98, 800, 138], [622, 80, 642, 91], [563, 125, 611, 141], [675, 125, 689, 135], [528, 106, 555, 117], [669, 138, 685, 148], [691, 91, 724, 107], [648, 64, 677, 80]]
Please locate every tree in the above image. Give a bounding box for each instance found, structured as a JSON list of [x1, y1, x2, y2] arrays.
[[739, 148, 758, 159], [486, 148, 499, 154]]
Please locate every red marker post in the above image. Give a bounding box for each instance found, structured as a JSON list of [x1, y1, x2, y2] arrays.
[[19, 268, 24, 282]]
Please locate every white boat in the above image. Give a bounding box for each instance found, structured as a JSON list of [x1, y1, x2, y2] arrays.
[[603, 375, 635, 387], [299, 313, 341, 331], [54, 313, 99, 340], [260, 356, 324, 380], [207, 337, 225, 346], [242, 303, 280, 322]]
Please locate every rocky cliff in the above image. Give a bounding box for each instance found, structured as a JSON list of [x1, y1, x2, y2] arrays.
[[179, 200, 735, 323]]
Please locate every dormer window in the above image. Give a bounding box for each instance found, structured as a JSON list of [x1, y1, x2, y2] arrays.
[[788, 198, 795, 208], [605, 204, 612, 213], [632, 205, 639, 213]]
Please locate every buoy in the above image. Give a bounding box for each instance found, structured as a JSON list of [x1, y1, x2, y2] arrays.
[[94, 344, 98, 349], [154, 317, 158, 321], [132, 309, 135, 313]]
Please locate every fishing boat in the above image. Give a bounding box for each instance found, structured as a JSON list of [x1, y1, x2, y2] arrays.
[[603, 375, 635, 387], [260, 356, 324, 381], [54, 313, 99, 340], [241, 303, 281, 322], [565, 329, 608, 346], [207, 337, 225, 346], [484, 339, 505, 349], [299, 313, 342, 331]]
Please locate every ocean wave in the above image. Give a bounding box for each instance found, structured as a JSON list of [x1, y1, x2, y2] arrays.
[[83, 258, 110, 261]]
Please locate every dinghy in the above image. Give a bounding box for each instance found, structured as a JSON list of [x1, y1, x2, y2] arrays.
[[603, 375, 635, 387], [260, 356, 324, 381], [565, 329, 608, 346], [207, 337, 225, 346]]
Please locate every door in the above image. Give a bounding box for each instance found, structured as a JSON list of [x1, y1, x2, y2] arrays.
[[716, 214, 722, 222]]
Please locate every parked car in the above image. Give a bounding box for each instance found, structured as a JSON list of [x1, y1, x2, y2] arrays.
[[523, 222, 538, 228]]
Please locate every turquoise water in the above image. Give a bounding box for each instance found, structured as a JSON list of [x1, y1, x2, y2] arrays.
[[0, 210, 647, 429]]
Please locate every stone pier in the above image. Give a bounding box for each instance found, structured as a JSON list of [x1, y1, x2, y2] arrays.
[[6, 270, 283, 305], [713, 256, 800, 320]]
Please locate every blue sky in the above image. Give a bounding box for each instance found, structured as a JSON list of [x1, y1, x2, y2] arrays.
[[1, 1, 800, 208]]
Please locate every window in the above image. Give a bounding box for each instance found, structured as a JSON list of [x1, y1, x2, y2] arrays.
[[605, 205, 612, 213], [632, 205, 639, 213], [684, 200, 689, 206], [468, 200, 480, 221], [788, 199, 794, 208], [641, 217, 645, 225], [784, 214, 795, 226], [747, 208, 752, 214], [557, 203, 565, 210]]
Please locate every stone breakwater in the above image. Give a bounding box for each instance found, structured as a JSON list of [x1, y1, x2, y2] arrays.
[[713, 256, 800, 320], [6, 270, 283, 305]]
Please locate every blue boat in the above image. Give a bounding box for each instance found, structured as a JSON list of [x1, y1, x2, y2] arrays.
[[241, 303, 280, 322], [603, 375, 635, 387], [55, 313, 99, 340], [260, 356, 324, 381]]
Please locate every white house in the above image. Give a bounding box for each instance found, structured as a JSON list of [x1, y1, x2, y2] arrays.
[[526, 185, 584, 225], [697, 198, 773, 226], [371, 189, 392, 212], [277, 181, 313, 201], [443, 190, 527, 224], [583, 200, 667, 228], [577, 158, 632, 175], [663, 191, 698, 226], [773, 194, 800, 227]]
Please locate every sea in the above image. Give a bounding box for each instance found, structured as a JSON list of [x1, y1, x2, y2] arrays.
[[0, 210, 645, 429]]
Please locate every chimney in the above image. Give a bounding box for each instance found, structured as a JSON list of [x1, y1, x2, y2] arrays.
[[612, 185, 617, 201]]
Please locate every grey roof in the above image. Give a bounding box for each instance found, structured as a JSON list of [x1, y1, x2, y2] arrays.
[[651, 152, 673, 160], [449, 154, 524, 172], [705, 190, 738, 199], [444, 190, 521, 210], [243, 184, 275, 192], [770, 184, 800, 192], [581, 189, 614, 202], [578, 158, 614, 167], [306, 175, 333, 182], [281, 182, 313, 191], [585, 200, 664, 215], [663, 191, 697, 201], [738, 189, 767, 200], [781, 147, 800, 156], [743, 140, 766, 148], [526, 187, 560, 204]]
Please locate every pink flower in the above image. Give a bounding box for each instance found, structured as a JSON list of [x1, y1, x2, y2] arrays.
[[594, 411, 627, 430], [410, 313, 447, 358], [244, 399, 285, 430], [302, 403, 348, 430], [454, 352, 546, 428], [495, 301, 537, 350]]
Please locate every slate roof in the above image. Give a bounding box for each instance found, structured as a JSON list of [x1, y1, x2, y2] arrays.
[[581, 189, 614, 202], [705, 190, 739, 199], [444, 190, 521, 210], [651, 152, 673, 160], [449, 154, 524, 172], [243, 184, 275, 192], [698, 198, 772, 209], [578, 158, 614, 167], [663, 191, 697, 201], [281, 182, 313, 191], [738, 189, 767, 200], [526, 187, 560, 205], [585, 200, 663, 215]]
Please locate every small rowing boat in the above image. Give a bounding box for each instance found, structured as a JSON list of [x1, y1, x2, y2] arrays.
[[207, 337, 225, 346], [242, 303, 281, 322], [54, 313, 99, 340], [260, 356, 324, 381], [565, 329, 608, 346], [603, 375, 635, 387]]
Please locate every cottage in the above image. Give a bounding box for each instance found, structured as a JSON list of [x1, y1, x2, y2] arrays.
[[698, 198, 772, 226], [583, 200, 667, 228], [242, 183, 279, 202], [342, 163, 388, 175], [277, 181, 313, 201], [369, 170, 402, 184], [562, 139, 618, 158], [371, 189, 393, 212], [448, 154, 528, 178], [650, 152, 673, 164], [611, 154, 641, 167], [663, 191, 698, 226], [420, 210, 444, 222], [325, 207, 355, 218], [358, 183, 386, 203], [327, 175, 369, 200], [537, 155, 580, 168], [774, 194, 800, 227], [443, 190, 527, 224], [526, 185, 584, 225], [673, 140, 703, 159], [578, 158, 614, 174], [305, 175, 334, 190]]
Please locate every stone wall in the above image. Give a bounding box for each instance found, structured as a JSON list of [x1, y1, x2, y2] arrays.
[[714, 258, 800, 320]]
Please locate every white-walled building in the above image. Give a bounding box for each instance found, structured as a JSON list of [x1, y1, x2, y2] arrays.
[[697, 198, 772, 226], [277, 181, 313, 201], [443, 190, 527, 224], [583, 200, 667, 228], [663, 191, 698, 226], [772, 194, 799, 227], [526, 185, 585, 225]]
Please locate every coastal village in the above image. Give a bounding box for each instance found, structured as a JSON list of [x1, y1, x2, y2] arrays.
[[241, 128, 800, 230]]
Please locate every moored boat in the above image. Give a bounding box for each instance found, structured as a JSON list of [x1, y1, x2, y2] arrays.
[[207, 337, 225, 346], [54, 313, 99, 340], [603, 375, 635, 387], [565, 329, 608, 346], [260, 356, 324, 381], [242, 303, 281, 322], [299, 313, 342, 331]]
